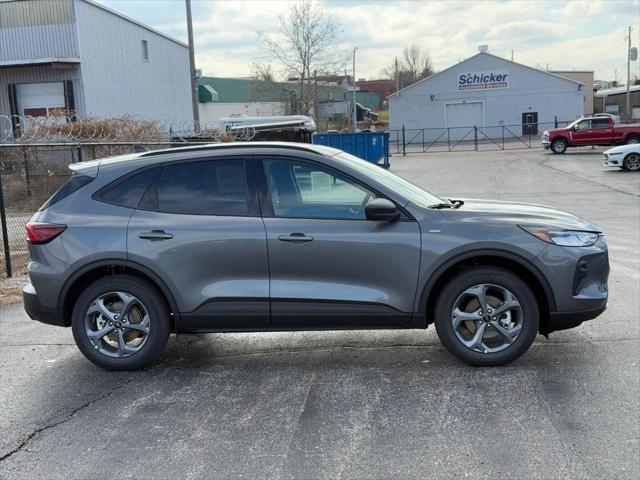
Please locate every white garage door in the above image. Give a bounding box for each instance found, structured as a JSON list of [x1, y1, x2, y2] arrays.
[[16, 82, 65, 117], [446, 102, 483, 140]]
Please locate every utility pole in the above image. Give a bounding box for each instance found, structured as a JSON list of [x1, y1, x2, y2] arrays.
[[394, 57, 399, 92], [626, 25, 632, 121], [185, 0, 200, 132], [352, 46, 358, 132]]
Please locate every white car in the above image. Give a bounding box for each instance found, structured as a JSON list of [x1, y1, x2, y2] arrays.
[[603, 143, 640, 171]]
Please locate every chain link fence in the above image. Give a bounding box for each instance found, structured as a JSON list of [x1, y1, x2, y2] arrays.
[[0, 142, 208, 277]]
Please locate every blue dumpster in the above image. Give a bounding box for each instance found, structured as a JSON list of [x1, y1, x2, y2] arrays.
[[312, 131, 390, 167]]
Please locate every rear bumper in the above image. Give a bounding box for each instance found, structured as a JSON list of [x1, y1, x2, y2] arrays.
[[23, 284, 66, 327]]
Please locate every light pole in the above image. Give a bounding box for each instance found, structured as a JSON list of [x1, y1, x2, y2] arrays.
[[625, 25, 632, 121], [352, 46, 358, 132], [185, 0, 200, 132]]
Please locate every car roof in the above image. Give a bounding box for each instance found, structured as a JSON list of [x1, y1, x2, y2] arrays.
[[69, 142, 342, 174]]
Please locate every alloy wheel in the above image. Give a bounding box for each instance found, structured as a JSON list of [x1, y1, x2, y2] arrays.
[[85, 291, 151, 358], [451, 284, 523, 354], [625, 153, 640, 171], [552, 140, 566, 153]]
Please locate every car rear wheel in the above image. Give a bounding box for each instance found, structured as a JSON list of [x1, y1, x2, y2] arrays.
[[71, 274, 170, 370], [434, 267, 539, 366], [623, 153, 640, 171], [550, 138, 567, 154]]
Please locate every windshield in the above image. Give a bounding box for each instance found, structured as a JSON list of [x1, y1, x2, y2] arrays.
[[333, 152, 443, 207]]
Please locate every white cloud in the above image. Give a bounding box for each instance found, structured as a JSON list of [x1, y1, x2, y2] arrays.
[[100, 0, 640, 81]]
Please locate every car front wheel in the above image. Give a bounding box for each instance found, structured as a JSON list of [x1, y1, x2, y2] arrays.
[[71, 275, 171, 370], [550, 138, 567, 154], [434, 267, 539, 366], [623, 153, 640, 171]]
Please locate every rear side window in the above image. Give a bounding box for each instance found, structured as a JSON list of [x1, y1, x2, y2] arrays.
[[139, 159, 251, 216], [39, 173, 94, 211], [98, 167, 160, 209]]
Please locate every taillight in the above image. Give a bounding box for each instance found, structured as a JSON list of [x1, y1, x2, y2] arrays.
[[26, 222, 67, 245]]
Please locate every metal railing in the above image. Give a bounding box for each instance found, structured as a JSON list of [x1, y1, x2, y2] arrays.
[[388, 119, 573, 155]]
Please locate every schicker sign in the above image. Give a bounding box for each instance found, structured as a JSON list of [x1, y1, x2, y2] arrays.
[[458, 70, 509, 90]]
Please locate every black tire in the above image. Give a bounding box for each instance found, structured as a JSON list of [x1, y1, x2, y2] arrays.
[[550, 138, 567, 154], [71, 274, 170, 370], [625, 135, 639, 145], [434, 267, 539, 366], [623, 153, 640, 171]]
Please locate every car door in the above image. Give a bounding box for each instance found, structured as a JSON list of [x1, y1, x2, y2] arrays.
[[257, 155, 421, 328], [570, 119, 593, 145], [589, 118, 614, 144], [127, 156, 270, 331]]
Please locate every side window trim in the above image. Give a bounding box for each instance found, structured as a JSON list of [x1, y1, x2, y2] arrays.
[[254, 155, 412, 221], [95, 156, 260, 217], [137, 156, 259, 217], [92, 165, 162, 209]]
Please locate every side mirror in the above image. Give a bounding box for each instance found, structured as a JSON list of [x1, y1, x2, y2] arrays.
[[365, 198, 401, 222]]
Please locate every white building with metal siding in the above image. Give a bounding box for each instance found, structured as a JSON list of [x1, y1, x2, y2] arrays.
[[389, 52, 585, 140], [0, 0, 191, 134]]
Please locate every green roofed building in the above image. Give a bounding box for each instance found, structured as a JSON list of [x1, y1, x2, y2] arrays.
[[197, 76, 349, 126]]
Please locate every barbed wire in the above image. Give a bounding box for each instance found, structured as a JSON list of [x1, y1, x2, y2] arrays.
[[0, 114, 257, 144]]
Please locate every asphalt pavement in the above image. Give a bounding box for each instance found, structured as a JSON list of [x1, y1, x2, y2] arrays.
[[1, 147, 638, 479]]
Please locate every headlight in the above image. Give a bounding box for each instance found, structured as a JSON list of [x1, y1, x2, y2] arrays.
[[519, 226, 599, 247]]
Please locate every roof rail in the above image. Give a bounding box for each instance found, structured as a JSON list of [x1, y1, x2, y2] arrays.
[[138, 142, 331, 158]]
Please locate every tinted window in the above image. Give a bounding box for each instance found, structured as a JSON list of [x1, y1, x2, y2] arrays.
[[40, 173, 94, 211], [98, 167, 160, 209], [591, 118, 610, 128], [264, 159, 376, 220], [140, 159, 250, 216]]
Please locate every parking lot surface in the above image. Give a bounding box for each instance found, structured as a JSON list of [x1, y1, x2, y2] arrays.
[[1, 148, 638, 479]]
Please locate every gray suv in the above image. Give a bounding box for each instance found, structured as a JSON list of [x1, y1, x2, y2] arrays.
[[23, 143, 609, 370]]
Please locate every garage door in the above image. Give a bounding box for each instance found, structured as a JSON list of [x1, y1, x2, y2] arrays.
[[16, 82, 65, 117], [446, 102, 483, 140]]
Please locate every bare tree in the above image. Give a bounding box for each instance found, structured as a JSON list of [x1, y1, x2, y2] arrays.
[[381, 46, 435, 91], [257, 0, 346, 115]]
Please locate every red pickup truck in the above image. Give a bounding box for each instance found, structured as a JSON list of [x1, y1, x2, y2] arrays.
[[541, 116, 640, 154]]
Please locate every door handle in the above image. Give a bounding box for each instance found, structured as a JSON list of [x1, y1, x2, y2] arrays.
[[278, 233, 313, 243], [138, 230, 174, 241]]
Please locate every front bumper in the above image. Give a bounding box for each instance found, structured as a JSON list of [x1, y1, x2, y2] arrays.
[[603, 153, 622, 167], [536, 237, 609, 334], [545, 304, 607, 335], [541, 134, 550, 148], [23, 283, 66, 327]]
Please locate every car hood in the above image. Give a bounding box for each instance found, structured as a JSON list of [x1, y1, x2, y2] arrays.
[[440, 198, 602, 232], [604, 143, 639, 155], [543, 127, 568, 135]]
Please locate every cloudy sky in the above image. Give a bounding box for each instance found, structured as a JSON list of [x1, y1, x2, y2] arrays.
[[98, 0, 640, 82]]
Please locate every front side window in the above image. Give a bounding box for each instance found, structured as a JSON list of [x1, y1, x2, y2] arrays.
[[574, 120, 590, 130], [263, 159, 377, 220], [140, 159, 250, 216]]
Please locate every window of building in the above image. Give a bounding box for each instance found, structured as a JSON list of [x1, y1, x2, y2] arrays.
[[142, 40, 149, 62], [140, 159, 251, 216], [605, 105, 620, 115], [263, 159, 377, 220], [632, 107, 640, 119]]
